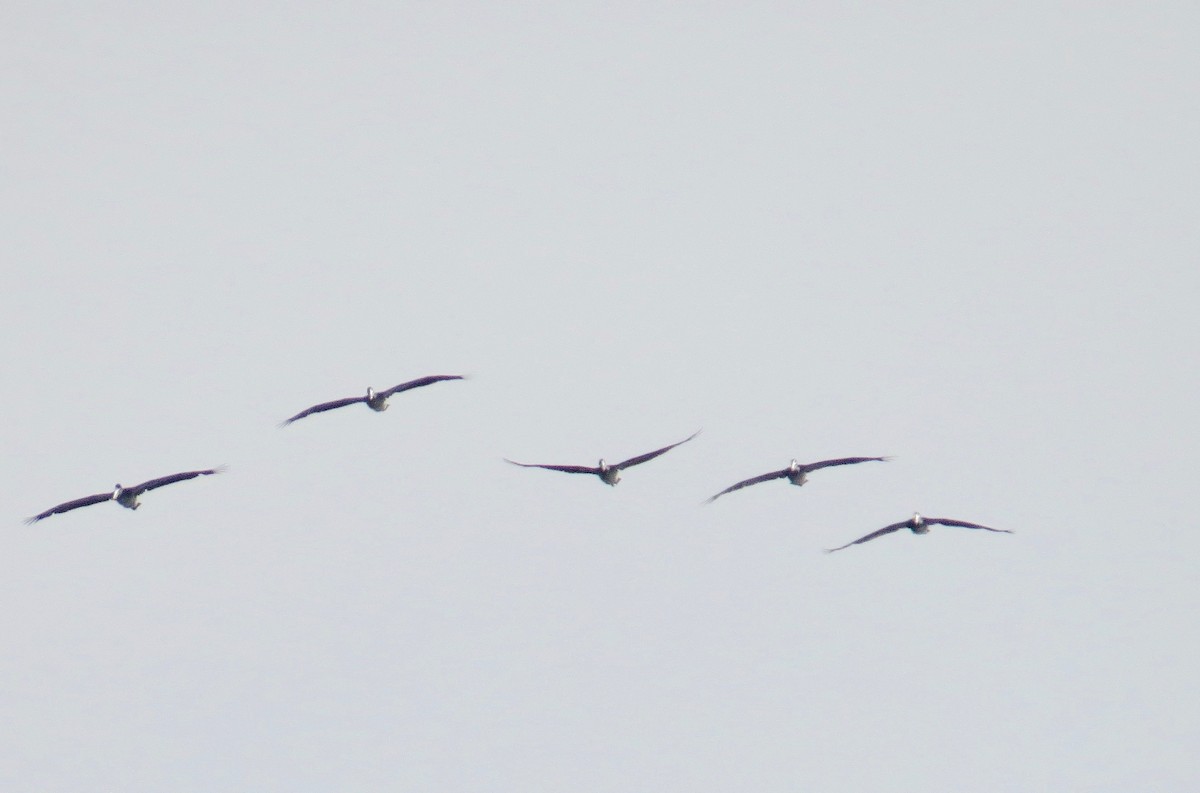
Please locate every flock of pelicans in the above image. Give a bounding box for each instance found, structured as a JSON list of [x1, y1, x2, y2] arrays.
[[23, 374, 1013, 552]]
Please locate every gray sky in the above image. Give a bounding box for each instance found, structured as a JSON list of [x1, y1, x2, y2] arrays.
[[2, 2, 1197, 790]]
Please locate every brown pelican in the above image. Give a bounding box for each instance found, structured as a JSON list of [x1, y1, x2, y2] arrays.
[[24, 467, 226, 524], [504, 430, 700, 486], [280, 375, 464, 426], [705, 456, 890, 503], [825, 512, 1012, 552]]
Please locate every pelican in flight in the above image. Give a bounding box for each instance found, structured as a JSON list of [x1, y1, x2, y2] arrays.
[[280, 375, 464, 426], [24, 467, 226, 524], [505, 430, 700, 486], [825, 512, 1012, 552], [705, 456, 889, 503]]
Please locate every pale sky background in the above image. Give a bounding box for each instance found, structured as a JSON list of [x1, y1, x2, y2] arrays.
[[2, 2, 1198, 790]]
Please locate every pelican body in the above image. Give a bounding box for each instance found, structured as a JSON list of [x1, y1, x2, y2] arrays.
[[598, 460, 620, 486], [786, 459, 809, 486], [366, 387, 390, 412], [114, 485, 141, 510]]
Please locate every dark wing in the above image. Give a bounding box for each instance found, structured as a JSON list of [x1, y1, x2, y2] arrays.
[[824, 521, 909, 553], [381, 375, 465, 398], [24, 491, 113, 524], [927, 517, 1012, 534], [503, 459, 599, 475], [801, 456, 891, 473], [130, 467, 226, 496], [279, 396, 365, 426], [615, 430, 701, 470], [704, 468, 790, 503]]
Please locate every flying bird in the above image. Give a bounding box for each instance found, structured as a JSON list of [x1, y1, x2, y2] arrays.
[[280, 375, 464, 426], [705, 456, 889, 503], [24, 467, 226, 524], [504, 430, 701, 486], [825, 512, 1012, 552]]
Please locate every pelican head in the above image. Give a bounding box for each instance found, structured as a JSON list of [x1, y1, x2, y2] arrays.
[[112, 484, 123, 497], [910, 512, 928, 533], [788, 459, 800, 472], [366, 387, 376, 400]]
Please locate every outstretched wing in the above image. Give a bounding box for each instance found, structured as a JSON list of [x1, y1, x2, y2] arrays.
[[382, 375, 465, 398], [503, 459, 599, 475], [704, 468, 790, 503], [802, 456, 890, 473], [279, 396, 365, 426], [824, 521, 909, 553], [616, 430, 701, 470], [928, 517, 1012, 533], [131, 467, 226, 495], [24, 491, 113, 524]]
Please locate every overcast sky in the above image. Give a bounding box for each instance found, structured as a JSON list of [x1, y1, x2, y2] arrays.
[[2, 3, 1197, 790]]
